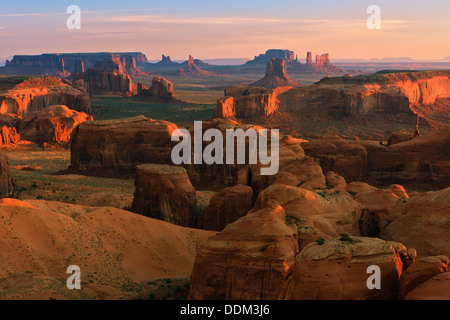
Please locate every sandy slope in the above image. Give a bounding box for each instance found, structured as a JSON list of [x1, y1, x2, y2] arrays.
[[0, 198, 215, 300]]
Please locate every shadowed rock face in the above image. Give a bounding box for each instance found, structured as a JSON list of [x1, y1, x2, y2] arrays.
[[69, 116, 179, 178], [200, 184, 253, 231], [214, 70, 450, 138], [279, 237, 410, 300], [20, 105, 93, 148], [131, 164, 197, 227], [189, 205, 299, 300], [179, 55, 214, 77], [136, 77, 179, 102], [0, 154, 14, 198], [249, 58, 301, 89]]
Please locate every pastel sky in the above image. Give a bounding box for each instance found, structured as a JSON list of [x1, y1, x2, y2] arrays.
[[1, 0, 449, 60]]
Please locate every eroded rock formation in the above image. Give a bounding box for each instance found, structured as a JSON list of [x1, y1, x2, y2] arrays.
[[72, 59, 134, 96], [131, 164, 196, 227], [0, 76, 91, 116], [179, 55, 215, 77], [279, 237, 411, 300], [20, 105, 93, 147], [69, 116, 178, 177], [250, 58, 301, 89], [0, 154, 14, 198], [189, 205, 299, 300], [200, 184, 253, 231], [136, 77, 180, 102]]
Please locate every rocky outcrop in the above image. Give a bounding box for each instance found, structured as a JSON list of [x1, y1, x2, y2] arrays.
[[179, 55, 215, 77], [131, 164, 196, 227], [0, 115, 20, 146], [214, 70, 450, 139], [69, 116, 178, 177], [249, 58, 301, 89], [405, 272, 450, 300], [279, 237, 412, 300], [72, 59, 134, 96], [214, 85, 291, 119], [379, 187, 450, 257], [398, 255, 449, 299], [136, 77, 181, 102], [301, 135, 368, 182], [246, 49, 297, 65], [200, 184, 253, 231], [20, 105, 93, 148], [0, 154, 14, 197], [0, 76, 91, 116], [364, 127, 450, 186], [0, 52, 148, 77], [189, 205, 299, 300]]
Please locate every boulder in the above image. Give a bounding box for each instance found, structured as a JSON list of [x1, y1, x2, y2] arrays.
[[188, 205, 299, 300], [131, 164, 196, 227]]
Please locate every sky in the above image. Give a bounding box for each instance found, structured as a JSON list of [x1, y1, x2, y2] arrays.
[[0, 0, 449, 61]]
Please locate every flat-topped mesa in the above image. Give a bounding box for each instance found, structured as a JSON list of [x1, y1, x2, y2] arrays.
[[69, 116, 179, 178], [0, 154, 14, 198], [189, 205, 299, 300], [0, 76, 91, 117], [249, 58, 301, 89], [131, 164, 197, 227], [72, 59, 134, 96]]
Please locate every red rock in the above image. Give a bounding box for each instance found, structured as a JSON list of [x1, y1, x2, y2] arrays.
[[251, 184, 364, 249], [69, 116, 179, 178], [179, 55, 215, 77], [398, 255, 449, 299], [279, 237, 408, 300], [188, 205, 299, 300], [131, 164, 196, 227], [379, 187, 450, 257], [0, 154, 14, 198], [20, 105, 93, 148], [405, 272, 450, 300], [249, 58, 301, 89], [0, 76, 91, 116], [201, 184, 253, 231]]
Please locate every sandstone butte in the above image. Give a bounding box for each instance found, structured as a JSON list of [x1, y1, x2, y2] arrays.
[[179, 55, 216, 77], [136, 77, 182, 103], [249, 58, 301, 90], [215, 70, 450, 136]]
